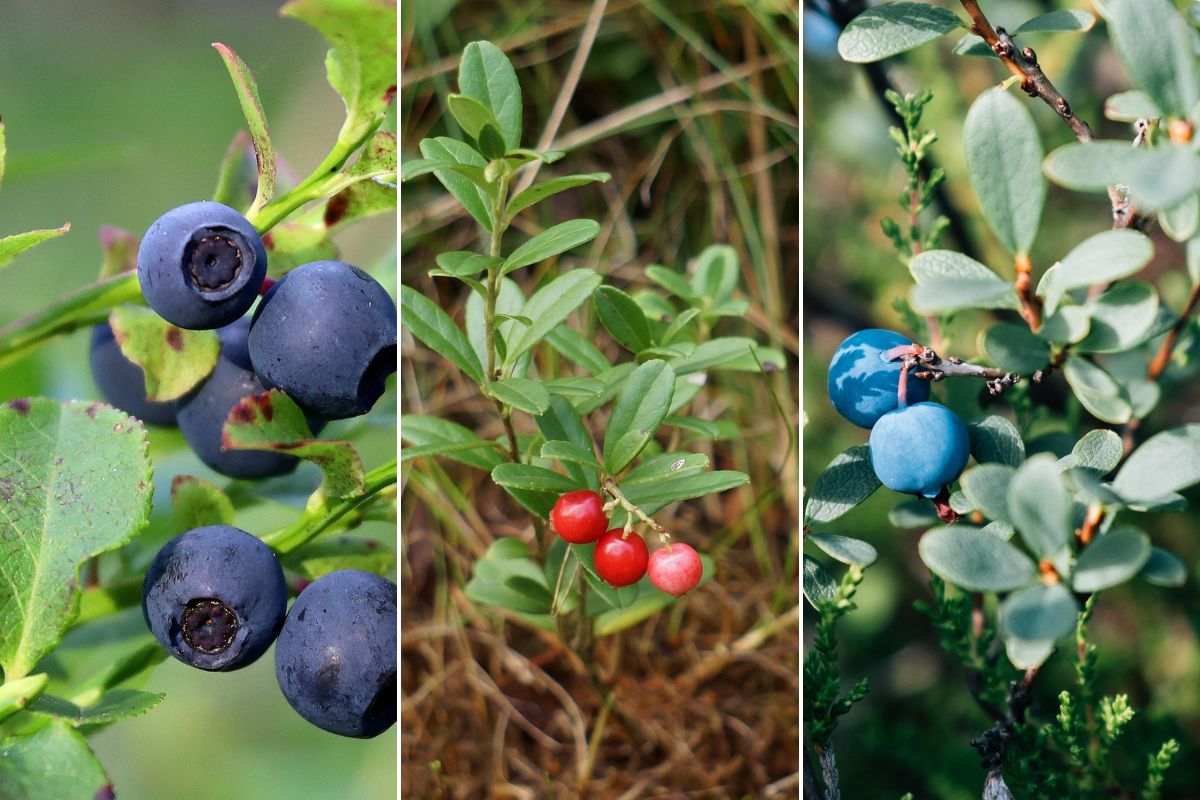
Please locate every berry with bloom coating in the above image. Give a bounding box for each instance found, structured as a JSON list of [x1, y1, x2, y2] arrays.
[[648, 543, 703, 596], [593, 528, 649, 587], [869, 401, 970, 498], [827, 328, 930, 428], [550, 490, 608, 543]]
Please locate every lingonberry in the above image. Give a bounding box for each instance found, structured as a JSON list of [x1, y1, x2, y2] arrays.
[[647, 542, 703, 596], [869, 401, 970, 498], [593, 528, 649, 587], [550, 489, 608, 543], [827, 328, 931, 428]]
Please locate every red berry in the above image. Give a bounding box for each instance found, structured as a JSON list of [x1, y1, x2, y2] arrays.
[[647, 543, 703, 596], [550, 490, 608, 544], [593, 528, 648, 587]]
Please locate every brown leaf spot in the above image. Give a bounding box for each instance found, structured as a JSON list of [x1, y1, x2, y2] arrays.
[[95, 783, 116, 800], [262, 231, 275, 250], [382, 84, 396, 106], [165, 327, 184, 351], [85, 403, 101, 418], [6, 398, 30, 414], [324, 192, 351, 227], [253, 392, 274, 421], [230, 400, 256, 424]]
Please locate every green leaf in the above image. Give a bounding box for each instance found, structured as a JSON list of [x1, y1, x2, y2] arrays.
[[592, 555, 715, 635], [446, 93, 502, 142], [918, 527, 1037, 592], [571, 544, 634, 610], [909, 250, 1020, 314], [1106, 0, 1198, 117], [1076, 281, 1159, 354], [1104, 90, 1162, 122], [1160, 194, 1199, 242], [1037, 229, 1153, 315], [457, 41, 523, 150], [545, 326, 612, 375], [505, 270, 603, 367], [1113, 424, 1200, 502], [1005, 636, 1056, 670], [466, 539, 552, 615], [466, 275, 523, 370], [620, 452, 710, 485], [603, 360, 675, 474], [418, 137, 492, 232], [660, 308, 701, 346], [502, 220, 600, 275], [436, 251, 501, 277], [803, 555, 838, 608], [692, 245, 740, 303], [1063, 357, 1132, 424], [28, 688, 164, 726], [284, 536, 396, 580], [0, 400, 152, 679], [808, 533, 878, 567], [212, 43, 275, 215], [953, 10, 1095, 56], [0, 224, 70, 272], [543, 377, 606, 398], [999, 583, 1079, 641], [400, 284, 485, 385], [645, 265, 700, 304], [488, 377, 550, 415], [323, 130, 397, 229], [400, 415, 501, 472], [803, 445, 880, 526], [964, 88, 1044, 254], [507, 173, 611, 217], [836, 2, 962, 63], [672, 339, 784, 374], [281, 0, 397, 146], [981, 323, 1049, 374], [1140, 547, 1187, 587], [1008, 454, 1072, 558], [170, 475, 234, 531], [540, 440, 601, 470], [535, 396, 596, 490], [1071, 526, 1151, 592], [594, 286, 653, 353], [0, 721, 111, 800], [960, 463, 1015, 524], [967, 416, 1025, 467], [222, 390, 364, 497], [1044, 142, 1200, 213], [620, 470, 749, 509], [262, 221, 339, 277], [1061, 429, 1123, 474], [1038, 304, 1091, 344], [491, 463, 578, 494], [108, 306, 220, 402]]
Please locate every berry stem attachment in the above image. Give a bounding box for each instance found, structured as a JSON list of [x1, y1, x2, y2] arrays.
[[601, 477, 670, 546]]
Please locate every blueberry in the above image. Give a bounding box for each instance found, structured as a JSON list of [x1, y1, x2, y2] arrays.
[[274, 570, 397, 738], [177, 317, 322, 479], [248, 261, 396, 419], [827, 329, 931, 428], [137, 201, 268, 330], [141, 525, 287, 671], [89, 322, 178, 426], [869, 401, 970, 498]]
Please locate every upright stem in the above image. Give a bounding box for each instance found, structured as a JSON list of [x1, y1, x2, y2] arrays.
[[481, 172, 522, 465]]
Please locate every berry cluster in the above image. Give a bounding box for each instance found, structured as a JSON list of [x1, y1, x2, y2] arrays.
[[550, 489, 704, 596], [142, 525, 397, 738], [91, 200, 397, 478], [828, 329, 970, 502]]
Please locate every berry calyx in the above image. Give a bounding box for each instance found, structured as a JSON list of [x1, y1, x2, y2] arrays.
[[550, 489, 608, 543], [647, 542, 703, 596], [593, 528, 649, 587]]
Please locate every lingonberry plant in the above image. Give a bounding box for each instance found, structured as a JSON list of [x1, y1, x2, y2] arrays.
[[401, 40, 781, 684], [0, 1, 397, 795], [806, 1, 1200, 797]]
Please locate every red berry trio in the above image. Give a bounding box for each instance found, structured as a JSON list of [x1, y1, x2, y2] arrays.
[[105, 200, 398, 738]]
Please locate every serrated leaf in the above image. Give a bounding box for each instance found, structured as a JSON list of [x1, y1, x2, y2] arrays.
[[505, 270, 602, 367], [0, 224, 71, 272], [918, 527, 1037, 592], [507, 173, 611, 217], [959, 463, 1015, 524], [1071, 526, 1151, 592], [222, 390, 364, 497], [1113, 424, 1200, 502], [108, 307, 220, 402], [1140, 547, 1187, 587], [999, 583, 1079, 641], [909, 250, 1020, 314], [457, 40, 523, 150], [0, 399, 152, 679], [836, 2, 962, 63], [808, 533, 878, 567], [968, 416, 1025, 467], [28, 688, 163, 726], [284, 536, 396, 580], [170, 475, 234, 530], [0, 721, 111, 800], [1063, 357, 1132, 424], [488, 377, 550, 415], [1106, 0, 1198, 117], [981, 323, 1049, 374], [323, 130, 397, 229], [400, 284, 486, 385], [803, 445, 881, 526], [281, 0, 397, 146], [603, 360, 675, 473], [502, 220, 600, 275], [212, 43, 274, 215], [964, 88, 1044, 254]]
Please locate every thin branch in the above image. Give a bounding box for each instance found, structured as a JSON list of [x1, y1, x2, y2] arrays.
[[889, 343, 1027, 396], [1148, 280, 1200, 380]]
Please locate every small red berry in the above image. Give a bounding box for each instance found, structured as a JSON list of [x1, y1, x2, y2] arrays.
[[550, 490, 608, 544], [593, 528, 648, 587], [647, 543, 703, 596]]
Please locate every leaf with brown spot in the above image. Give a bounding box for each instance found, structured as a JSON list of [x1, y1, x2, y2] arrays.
[[108, 307, 219, 401], [323, 130, 396, 230], [222, 390, 365, 497], [212, 43, 275, 215]]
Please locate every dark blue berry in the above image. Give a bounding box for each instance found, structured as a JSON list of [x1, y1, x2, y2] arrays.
[[141, 525, 287, 671], [137, 201, 267, 330], [177, 317, 321, 479], [274, 570, 396, 738], [89, 322, 178, 426], [869, 401, 970, 498], [248, 261, 396, 419], [827, 329, 931, 428]]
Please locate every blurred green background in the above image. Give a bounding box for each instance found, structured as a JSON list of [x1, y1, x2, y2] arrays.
[[0, 2, 395, 798], [805, 1, 1200, 797]]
